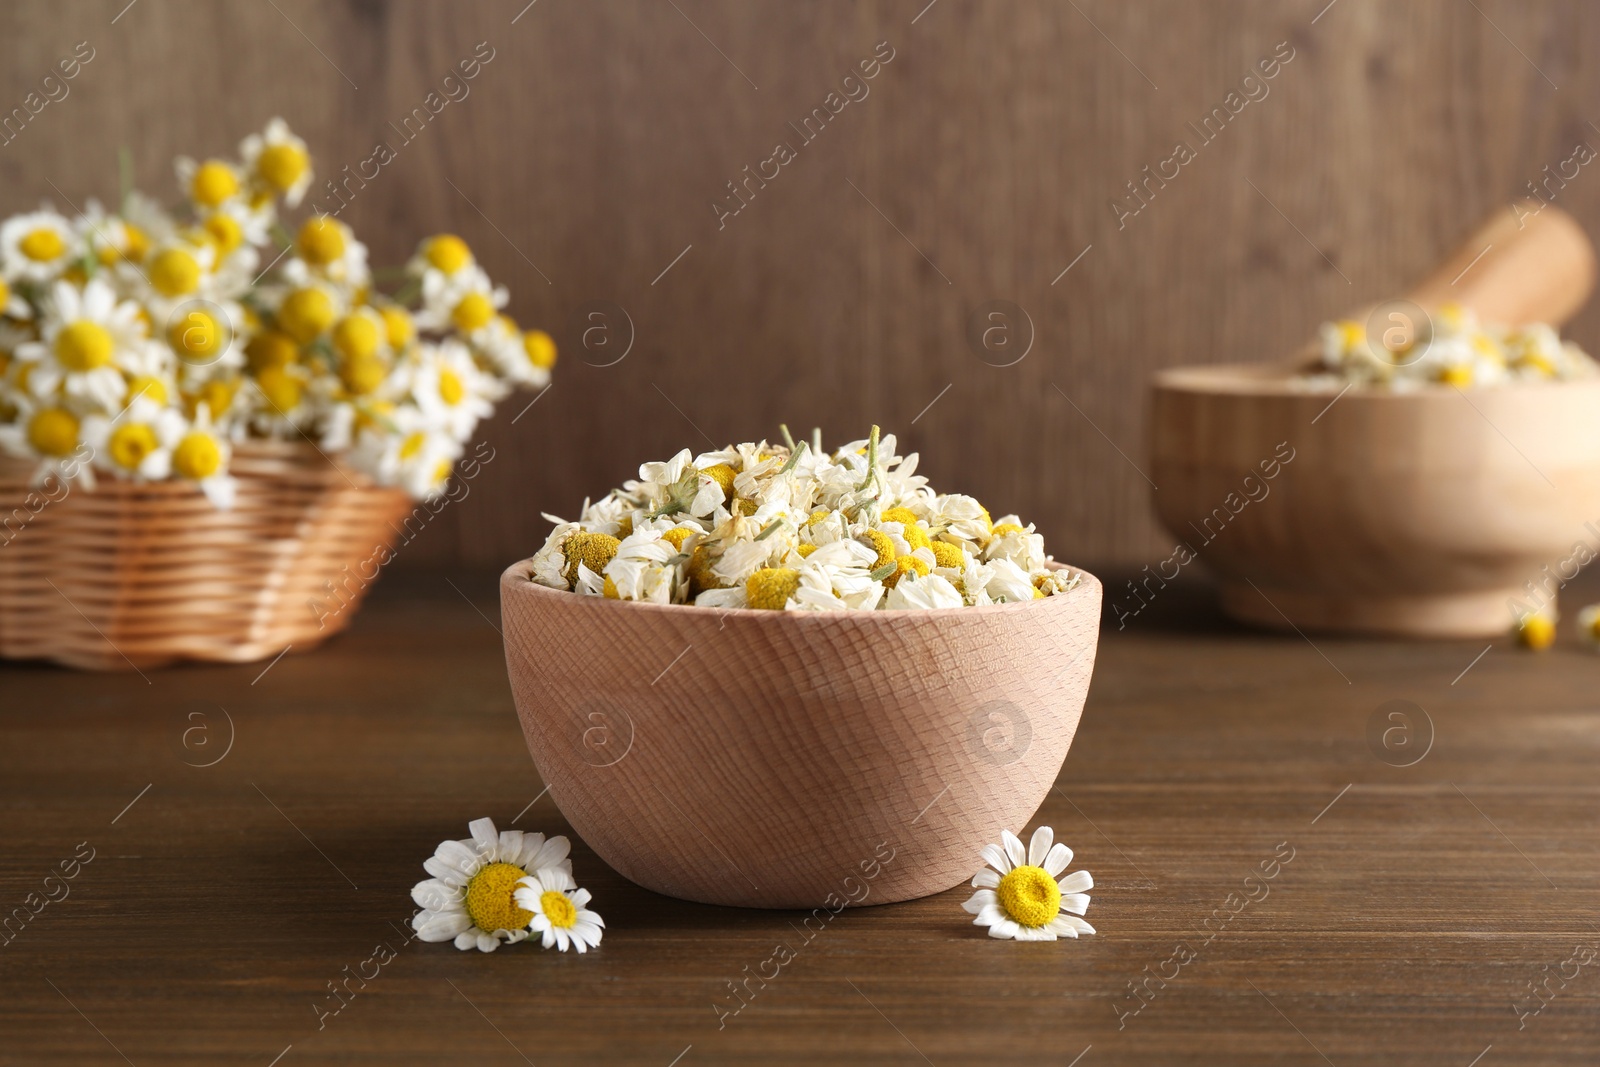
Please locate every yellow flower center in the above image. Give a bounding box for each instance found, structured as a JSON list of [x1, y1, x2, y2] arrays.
[[340, 354, 387, 396], [192, 379, 237, 419], [173, 431, 222, 480], [797, 543, 818, 557], [1438, 365, 1473, 387], [746, 566, 800, 609], [881, 506, 918, 526], [256, 364, 303, 411], [332, 314, 380, 361], [540, 889, 577, 930], [861, 529, 895, 571], [20, 226, 65, 261], [989, 522, 1024, 542], [202, 213, 244, 255], [662, 527, 694, 552], [563, 531, 621, 585], [602, 575, 621, 599], [169, 310, 223, 362], [55, 321, 115, 371], [885, 554, 930, 588], [246, 330, 298, 373], [379, 305, 414, 349], [398, 431, 427, 461], [0, 279, 9, 306], [149, 248, 202, 297], [257, 142, 309, 192], [451, 291, 494, 332], [522, 329, 557, 369], [297, 217, 346, 266], [125, 374, 168, 405], [122, 223, 150, 263], [278, 288, 335, 344], [26, 407, 79, 456], [425, 234, 472, 273], [108, 423, 159, 470], [1336, 319, 1364, 349], [930, 541, 964, 569], [1519, 615, 1556, 651], [191, 161, 239, 207], [464, 862, 534, 934], [438, 367, 465, 406], [996, 864, 1061, 928], [700, 463, 736, 500]]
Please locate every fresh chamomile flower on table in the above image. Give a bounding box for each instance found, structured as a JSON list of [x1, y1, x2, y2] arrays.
[[0, 208, 80, 283], [411, 816, 574, 953], [1576, 604, 1600, 651], [515, 865, 605, 954], [963, 826, 1095, 942]]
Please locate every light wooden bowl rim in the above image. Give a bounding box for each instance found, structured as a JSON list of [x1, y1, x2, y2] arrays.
[[500, 557, 1099, 624], [1154, 360, 1600, 400]]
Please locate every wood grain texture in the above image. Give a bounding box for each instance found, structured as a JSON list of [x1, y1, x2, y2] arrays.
[[500, 560, 1102, 908], [0, 443, 414, 669], [5, 1, 1600, 570], [2, 568, 1599, 1064]]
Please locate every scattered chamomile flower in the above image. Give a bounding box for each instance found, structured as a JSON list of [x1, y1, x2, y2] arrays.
[[1517, 610, 1557, 651], [962, 826, 1095, 941], [1576, 604, 1600, 651], [410, 816, 573, 953], [515, 866, 606, 953]]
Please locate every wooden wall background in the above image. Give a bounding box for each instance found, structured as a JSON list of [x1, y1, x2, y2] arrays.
[[3, 0, 1598, 567]]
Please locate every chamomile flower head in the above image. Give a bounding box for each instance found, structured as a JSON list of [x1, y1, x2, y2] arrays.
[[408, 233, 476, 280], [176, 156, 244, 212], [170, 407, 237, 508], [81, 395, 186, 481], [414, 264, 506, 335], [14, 278, 150, 411], [1576, 604, 1600, 651], [239, 118, 313, 206], [515, 866, 605, 953], [0, 393, 92, 485], [411, 338, 496, 441], [962, 826, 1095, 941], [410, 816, 573, 953], [1, 209, 79, 283]]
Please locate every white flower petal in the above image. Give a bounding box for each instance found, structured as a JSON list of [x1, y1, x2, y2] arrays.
[[454, 931, 478, 950], [980, 843, 1013, 875], [1043, 842, 1074, 876], [526, 835, 571, 873], [961, 889, 997, 915], [476, 932, 498, 952], [988, 918, 1021, 940], [424, 856, 471, 887], [1061, 893, 1091, 916], [1028, 826, 1053, 868], [1001, 830, 1026, 869], [971, 868, 1001, 889], [416, 911, 473, 942], [1057, 870, 1093, 894], [1047, 915, 1082, 938], [1055, 914, 1096, 936], [467, 818, 500, 856], [433, 839, 481, 876], [411, 878, 461, 911], [972, 904, 1004, 927]]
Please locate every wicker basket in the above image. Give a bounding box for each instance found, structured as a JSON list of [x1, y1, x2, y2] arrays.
[[0, 441, 415, 670]]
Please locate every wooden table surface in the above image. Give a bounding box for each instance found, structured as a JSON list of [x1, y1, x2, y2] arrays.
[[2, 566, 1597, 1066]]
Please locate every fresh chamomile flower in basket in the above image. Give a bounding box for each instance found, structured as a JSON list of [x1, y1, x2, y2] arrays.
[[410, 816, 604, 954], [527, 424, 1082, 611], [0, 119, 560, 672], [0, 117, 556, 503], [962, 826, 1095, 942]]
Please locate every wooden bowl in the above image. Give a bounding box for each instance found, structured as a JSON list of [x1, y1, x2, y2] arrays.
[[1150, 364, 1600, 637], [499, 561, 1102, 909]]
